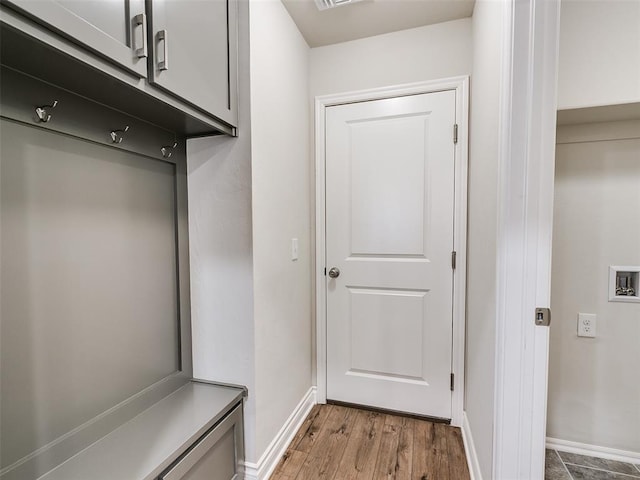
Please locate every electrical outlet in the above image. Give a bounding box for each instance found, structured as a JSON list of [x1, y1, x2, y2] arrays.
[[578, 313, 596, 338]]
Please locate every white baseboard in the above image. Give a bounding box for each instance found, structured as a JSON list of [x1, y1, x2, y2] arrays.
[[243, 387, 317, 480], [461, 412, 483, 480], [547, 437, 640, 465]]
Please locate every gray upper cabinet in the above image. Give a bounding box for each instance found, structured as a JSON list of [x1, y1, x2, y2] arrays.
[[1, 0, 238, 132], [3, 0, 148, 78], [149, 0, 238, 127]]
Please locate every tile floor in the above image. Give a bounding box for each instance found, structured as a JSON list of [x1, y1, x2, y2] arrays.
[[546, 449, 640, 480]]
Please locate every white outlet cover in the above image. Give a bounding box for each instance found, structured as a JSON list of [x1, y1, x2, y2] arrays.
[[577, 313, 596, 338]]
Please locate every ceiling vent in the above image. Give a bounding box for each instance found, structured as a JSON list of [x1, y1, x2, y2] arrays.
[[314, 0, 367, 11]]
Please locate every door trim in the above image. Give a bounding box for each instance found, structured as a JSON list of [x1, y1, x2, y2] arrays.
[[492, 1, 560, 478], [314, 77, 469, 427]]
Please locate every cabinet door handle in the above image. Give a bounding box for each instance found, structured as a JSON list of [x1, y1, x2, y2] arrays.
[[133, 13, 147, 58], [157, 29, 169, 71]]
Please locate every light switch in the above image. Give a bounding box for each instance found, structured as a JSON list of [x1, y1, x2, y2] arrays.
[[291, 238, 298, 261]]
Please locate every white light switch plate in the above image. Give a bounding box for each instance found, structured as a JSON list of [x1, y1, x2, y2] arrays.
[[291, 238, 298, 261], [578, 313, 596, 338]]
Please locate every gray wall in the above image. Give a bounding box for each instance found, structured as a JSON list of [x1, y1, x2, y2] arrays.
[[557, 0, 640, 110], [249, 0, 313, 460], [188, 0, 314, 464], [309, 17, 472, 97], [548, 120, 640, 452]]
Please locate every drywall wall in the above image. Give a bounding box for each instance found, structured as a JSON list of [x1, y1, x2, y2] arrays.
[[558, 0, 640, 109], [309, 17, 472, 97], [548, 121, 640, 453], [187, 0, 257, 461], [189, 0, 312, 464], [249, 0, 312, 461], [465, 0, 507, 477]]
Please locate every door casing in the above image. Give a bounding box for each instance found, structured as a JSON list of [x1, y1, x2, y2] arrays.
[[491, 1, 560, 478], [314, 77, 469, 427]]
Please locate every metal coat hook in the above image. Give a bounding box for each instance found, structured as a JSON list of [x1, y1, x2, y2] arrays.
[[161, 141, 178, 159], [110, 125, 130, 144], [35, 100, 58, 123]]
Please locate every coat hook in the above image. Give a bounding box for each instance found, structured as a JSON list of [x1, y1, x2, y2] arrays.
[[35, 100, 59, 123], [161, 141, 178, 159], [110, 125, 130, 144]]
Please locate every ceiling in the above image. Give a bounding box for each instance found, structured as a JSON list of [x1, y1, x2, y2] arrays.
[[280, 0, 475, 48]]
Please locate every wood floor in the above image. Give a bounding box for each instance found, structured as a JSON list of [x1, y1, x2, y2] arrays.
[[269, 404, 470, 480]]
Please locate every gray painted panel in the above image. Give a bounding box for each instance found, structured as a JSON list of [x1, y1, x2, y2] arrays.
[[175, 145, 193, 377], [172, 430, 236, 480], [0, 375, 190, 480], [3, 0, 147, 77], [0, 120, 179, 468], [0, 66, 182, 163], [56, 0, 129, 45], [37, 383, 244, 480], [149, 0, 238, 126], [159, 406, 243, 480]]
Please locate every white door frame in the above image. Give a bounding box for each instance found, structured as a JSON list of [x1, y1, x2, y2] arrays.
[[493, 0, 560, 478], [314, 77, 469, 427]]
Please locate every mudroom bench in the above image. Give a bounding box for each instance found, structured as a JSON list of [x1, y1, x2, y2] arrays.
[[37, 382, 245, 480]]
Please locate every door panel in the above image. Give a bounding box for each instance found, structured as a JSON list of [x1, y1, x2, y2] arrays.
[[349, 288, 427, 380], [325, 91, 456, 419], [4, 0, 147, 77], [350, 114, 430, 255], [149, 0, 238, 126], [55, 0, 128, 43]]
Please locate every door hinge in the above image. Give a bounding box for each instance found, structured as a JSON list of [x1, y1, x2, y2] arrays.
[[453, 124, 458, 144], [451, 251, 457, 270], [450, 373, 455, 391]]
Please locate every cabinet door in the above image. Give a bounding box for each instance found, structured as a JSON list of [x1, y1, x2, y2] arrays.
[[3, 0, 148, 77], [149, 0, 238, 127], [159, 405, 244, 480]]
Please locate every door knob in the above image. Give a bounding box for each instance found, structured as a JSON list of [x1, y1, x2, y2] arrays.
[[328, 267, 340, 278]]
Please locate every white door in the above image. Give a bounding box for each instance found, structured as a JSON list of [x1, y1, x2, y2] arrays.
[[325, 91, 457, 419]]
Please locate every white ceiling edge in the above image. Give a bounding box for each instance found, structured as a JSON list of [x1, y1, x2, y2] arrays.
[[281, 0, 475, 48]]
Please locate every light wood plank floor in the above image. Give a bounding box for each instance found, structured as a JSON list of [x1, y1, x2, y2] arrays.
[[269, 404, 470, 480]]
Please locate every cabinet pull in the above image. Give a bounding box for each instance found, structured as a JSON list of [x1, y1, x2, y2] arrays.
[[133, 13, 147, 58], [157, 29, 169, 71]]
